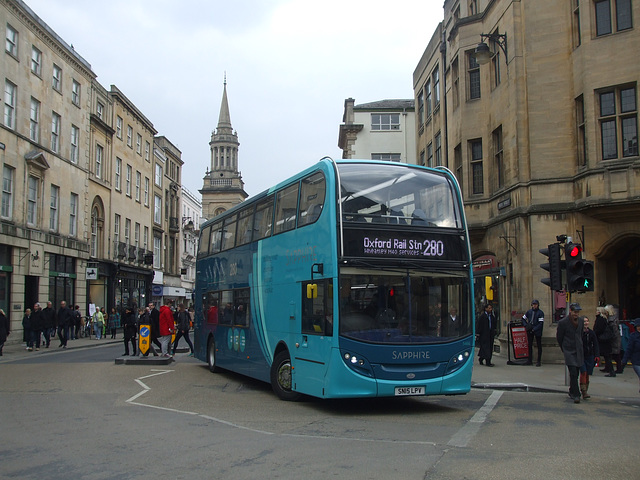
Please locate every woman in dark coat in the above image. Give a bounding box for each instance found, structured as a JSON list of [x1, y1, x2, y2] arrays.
[[0, 308, 10, 356], [593, 306, 614, 374]]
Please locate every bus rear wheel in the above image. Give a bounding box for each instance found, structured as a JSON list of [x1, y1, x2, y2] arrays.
[[270, 350, 301, 401], [207, 337, 220, 373]]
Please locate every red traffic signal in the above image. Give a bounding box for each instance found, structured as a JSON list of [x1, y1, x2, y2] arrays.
[[567, 243, 582, 258]]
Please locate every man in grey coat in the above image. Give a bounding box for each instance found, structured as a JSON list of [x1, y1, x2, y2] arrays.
[[556, 303, 585, 403]]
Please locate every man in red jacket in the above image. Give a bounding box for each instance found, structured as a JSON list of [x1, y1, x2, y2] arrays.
[[159, 300, 175, 357]]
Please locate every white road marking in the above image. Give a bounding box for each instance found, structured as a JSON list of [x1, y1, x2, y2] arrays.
[[447, 390, 503, 448]]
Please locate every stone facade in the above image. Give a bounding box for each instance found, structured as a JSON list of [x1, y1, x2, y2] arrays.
[[414, 0, 640, 361]]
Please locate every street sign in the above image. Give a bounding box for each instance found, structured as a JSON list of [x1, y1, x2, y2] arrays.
[[86, 267, 98, 280]]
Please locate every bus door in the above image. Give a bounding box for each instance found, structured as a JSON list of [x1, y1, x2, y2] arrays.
[[296, 279, 333, 397]]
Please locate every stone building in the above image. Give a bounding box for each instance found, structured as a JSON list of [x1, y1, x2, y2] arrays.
[[414, 0, 639, 359], [200, 79, 247, 220], [1, 0, 95, 330], [338, 98, 416, 164]]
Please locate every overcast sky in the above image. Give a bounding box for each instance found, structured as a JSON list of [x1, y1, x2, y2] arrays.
[[25, 0, 442, 200]]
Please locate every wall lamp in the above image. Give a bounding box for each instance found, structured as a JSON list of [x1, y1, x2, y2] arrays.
[[474, 33, 507, 65]]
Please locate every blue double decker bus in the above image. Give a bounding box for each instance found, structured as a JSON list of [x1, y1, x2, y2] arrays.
[[194, 158, 474, 400]]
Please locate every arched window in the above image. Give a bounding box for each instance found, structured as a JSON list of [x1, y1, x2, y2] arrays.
[[90, 198, 105, 258]]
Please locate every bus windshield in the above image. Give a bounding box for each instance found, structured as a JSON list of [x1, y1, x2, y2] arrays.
[[338, 163, 461, 228], [339, 268, 471, 344]]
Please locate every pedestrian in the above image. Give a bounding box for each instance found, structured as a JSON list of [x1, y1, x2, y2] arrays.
[[158, 300, 175, 357], [101, 307, 108, 338], [522, 299, 545, 366], [41, 301, 56, 348], [172, 303, 194, 356], [22, 308, 33, 351], [92, 307, 104, 340], [620, 318, 640, 394], [0, 308, 9, 356], [148, 302, 162, 352], [122, 306, 137, 356], [556, 303, 585, 403], [57, 301, 72, 348], [580, 316, 600, 400], [73, 305, 82, 339], [476, 303, 497, 367], [605, 304, 624, 374], [139, 306, 159, 356], [593, 306, 615, 375], [109, 307, 120, 339], [30, 303, 44, 350]]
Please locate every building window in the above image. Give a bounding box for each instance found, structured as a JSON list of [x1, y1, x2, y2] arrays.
[[115, 157, 122, 190], [454, 144, 463, 195], [155, 163, 163, 186], [70, 125, 79, 164], [50, 184, 59, 232], [572, 0, 582, 48], [599, 86, 638, 159], [136, 134, 142, 154], [4, 80, 16, 129], [433, 66, 440, 107], [427, 142, 433, 168], [371, 153, 401, 161], [27, 176, 38, 225], [91, 206, 99, 257], [126, 125, 133, 147], [452, 57, 460, 110], [493, 126, 504, 189], [417, 89, 424, 126], [5, 24, 18, 57], [470, 139, 484, 195], [468, 52, 481, 100], [96, 102, 104, 120], [114, 214, 120, 246], [2, 165, 14, 219], [31, 46, 42, 76], [419, 149, 425, 166], [144, 226, 149, 250], [30, 97, 40, 142], [434, 132, 442, 166], [51, 112, 61, 153], [490, 36, 501, 88], [126, 164, 132, 196], [145, 141, 150, 161], [154, 194, 162, 224], [371, 113, 400, 131], [426, 80, 432, 118], [125, 218, 131, 245], [595, 0, 632, 36], [135, 171, 141, 202], [52, 64, 62, 92], [69, 193, 78, 237], [95, 144, 103, 178], [116, 116, 123, 139], [153, 236, 162, 269], [469, 0, 478, 15], [144, 177, 149, 206], [135, 223, 140, 249], [72, 80, 80, 106], [576, 95, 587, 166]]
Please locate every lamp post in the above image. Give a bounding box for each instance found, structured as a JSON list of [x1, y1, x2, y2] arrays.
[[474, 33, 507, 65]]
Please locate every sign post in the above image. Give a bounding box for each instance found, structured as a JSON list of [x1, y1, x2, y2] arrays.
[[507, 320, 530, 365], [139, 322, 151, 356]]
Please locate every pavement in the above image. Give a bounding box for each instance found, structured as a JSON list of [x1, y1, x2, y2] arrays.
[[2, 336, 638, 399]]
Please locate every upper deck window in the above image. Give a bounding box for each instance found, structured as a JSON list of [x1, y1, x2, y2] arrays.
[[338, 163, 461, 228]]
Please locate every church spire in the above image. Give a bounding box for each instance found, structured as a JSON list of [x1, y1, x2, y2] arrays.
[[216, 73, 232, 134]]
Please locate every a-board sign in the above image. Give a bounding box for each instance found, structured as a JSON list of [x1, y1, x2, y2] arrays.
[[510, 324, 529, 360]]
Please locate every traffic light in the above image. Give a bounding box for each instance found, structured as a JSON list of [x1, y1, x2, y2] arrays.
[[540, 243, 562, 290], [582, 260, 595, 292], [565, 242, 594, 292]]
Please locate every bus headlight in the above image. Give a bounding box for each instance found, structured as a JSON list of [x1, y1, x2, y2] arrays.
[[446, 350, 470, 374], [341, 350, 373, 376]]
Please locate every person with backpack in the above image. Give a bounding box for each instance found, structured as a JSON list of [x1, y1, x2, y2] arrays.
[[172, 303, 194, 356], [122, 306, 137, 356]]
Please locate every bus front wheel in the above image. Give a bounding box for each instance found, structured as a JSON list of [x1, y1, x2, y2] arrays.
[[207, 337, 220, 373], [270, 350, 301, 401]]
